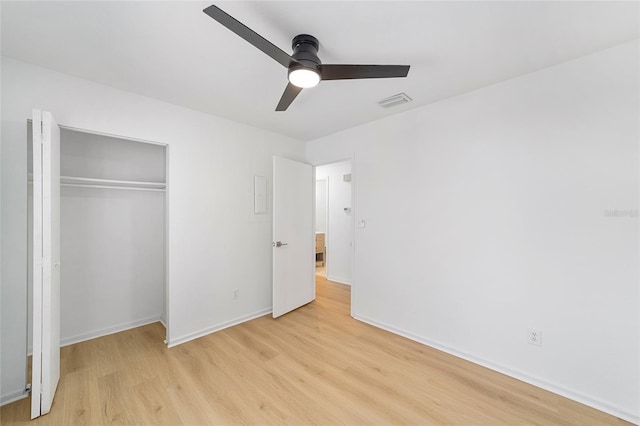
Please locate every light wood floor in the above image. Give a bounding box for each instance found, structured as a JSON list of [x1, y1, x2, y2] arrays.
[[1, 276, 631, 425]]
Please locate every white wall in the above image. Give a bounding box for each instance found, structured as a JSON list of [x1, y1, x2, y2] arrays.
[[315, 179, 327, 233], [59, 187, 165, 346], [316, 161, 352, 284], [58, 130, 166, 346], [306, 41, 639, 422], [1, 57, 304, 403], [59, 187, 165, 343]]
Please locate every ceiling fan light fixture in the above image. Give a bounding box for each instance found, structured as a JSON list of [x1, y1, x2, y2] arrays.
[[203, 5, 410, 111], [288, 67, 320, 88]]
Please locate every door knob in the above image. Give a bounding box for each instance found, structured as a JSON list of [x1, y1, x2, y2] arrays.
[[273, 241, 288, 248]]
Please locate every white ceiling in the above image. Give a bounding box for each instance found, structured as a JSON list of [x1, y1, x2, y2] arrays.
[[2, 1, 638, 141]]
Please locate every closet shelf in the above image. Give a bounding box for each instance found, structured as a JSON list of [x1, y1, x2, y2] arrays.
[[60, 176, 166, 192]]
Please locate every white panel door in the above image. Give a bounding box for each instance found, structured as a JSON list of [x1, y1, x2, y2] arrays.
[[272, 157, 314, 318], [31, 109, 61, 418]]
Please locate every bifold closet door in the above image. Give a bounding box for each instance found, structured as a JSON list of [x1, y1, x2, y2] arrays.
[[31, 109, 61, 419], [272, 156, 314, 318]]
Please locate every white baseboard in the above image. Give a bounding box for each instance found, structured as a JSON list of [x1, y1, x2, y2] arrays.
[[60, 315, 163, 348], [353, 314, 639, 425], [27, 316, 164, 355], [0, 389, 28, 407], [327, 275, 351, 285], [167, 308, 272, 348]]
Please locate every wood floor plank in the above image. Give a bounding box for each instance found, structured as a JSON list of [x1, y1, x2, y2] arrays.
[[60, 366, 101, 425], [0, 275, 632, 425]]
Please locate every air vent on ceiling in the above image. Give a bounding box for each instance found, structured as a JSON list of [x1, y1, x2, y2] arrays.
[[378, 92, 412, 109]]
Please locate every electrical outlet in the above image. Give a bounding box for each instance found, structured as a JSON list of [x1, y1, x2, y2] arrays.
[[527, 329, 542, 346], [233, 289, 239, 300]]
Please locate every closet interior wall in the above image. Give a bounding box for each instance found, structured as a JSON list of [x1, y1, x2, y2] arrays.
[[29, 127, 167, 350]]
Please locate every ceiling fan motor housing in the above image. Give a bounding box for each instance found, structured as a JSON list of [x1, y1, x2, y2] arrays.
[[290, 34, 321, 72]]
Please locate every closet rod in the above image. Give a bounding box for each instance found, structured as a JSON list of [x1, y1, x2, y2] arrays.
[[61, 176, 165, 187], [61, 183, 165, 192]]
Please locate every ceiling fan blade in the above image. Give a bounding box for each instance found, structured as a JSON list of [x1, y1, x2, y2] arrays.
[[276, 83, 303, 111], [203, 5, 296, 68], [320, 64, 410, 80]]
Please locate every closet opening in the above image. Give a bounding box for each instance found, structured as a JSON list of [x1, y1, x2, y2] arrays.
[[27, 124, 168, 359]]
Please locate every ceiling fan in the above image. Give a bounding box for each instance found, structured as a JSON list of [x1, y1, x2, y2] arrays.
[[203, 4, 411, 111]]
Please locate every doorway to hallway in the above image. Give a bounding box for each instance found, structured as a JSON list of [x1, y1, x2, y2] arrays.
[[314, 160, 353, 286]]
